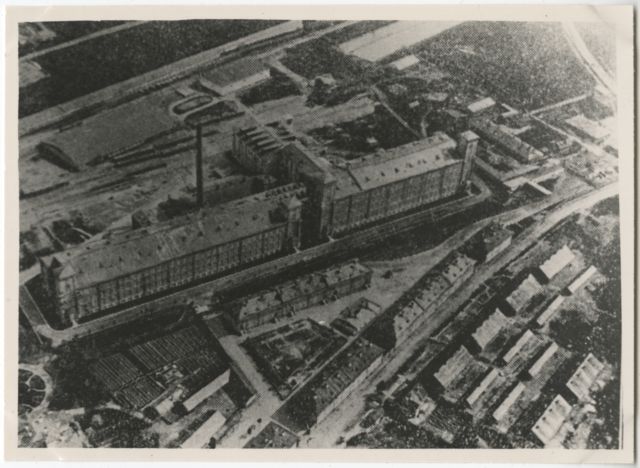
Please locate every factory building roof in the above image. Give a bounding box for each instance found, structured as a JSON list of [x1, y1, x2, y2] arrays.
[[472, 309, 508, 351], [531, 395, 573, 445], [466, 368, 500, 407], [566, 353, 605, 401], [50, 188, 302, 289], [413, 275, 450, 311], [471, 119, 544, 162], [502, 330, 538, 364], [535, 295, 566, 327], [393, 300, 424, 336], [333, 132, 460, 198], [467, 97, 496, 114], [389, 54, 420, 71], [567, 266, 598, 294], [236, 121, 297, 159], [539, 245, 575, 281], [275, 337, 383, 432], [231, 261, 371, 322], [492, 382, 526, 422], [39, 96, 179, 170], [564, 114, 610, 142], [505, 274, 543, 312], [331, 298, 380, 336], [527, 342, 559, 377], [440, 253, 476, 286], [480, 223, 513, 253], [434, 346, 475, 389]]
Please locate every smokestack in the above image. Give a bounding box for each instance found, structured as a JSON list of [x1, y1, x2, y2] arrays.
[[196, 124, 204, 207]]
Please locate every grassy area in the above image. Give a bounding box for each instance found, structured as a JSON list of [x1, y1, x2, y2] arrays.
[[410, 21, 595, 109], [20, 20, 284, 117]]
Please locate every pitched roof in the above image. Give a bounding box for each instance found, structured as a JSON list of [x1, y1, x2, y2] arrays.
[[505, 274, 542, 311], [472, 309, 507, 350], [333, 132, 460, 199], [566, 353, 605, 400], [539, 245, 575, 280], [532, 395, 572, 445]]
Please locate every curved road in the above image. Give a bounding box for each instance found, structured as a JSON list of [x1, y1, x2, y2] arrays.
[[562, 22, 615, 97]]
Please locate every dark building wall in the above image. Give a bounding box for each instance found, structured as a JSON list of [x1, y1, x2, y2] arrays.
[[331, 161, 464, 236], [56, 224, 292, 324]]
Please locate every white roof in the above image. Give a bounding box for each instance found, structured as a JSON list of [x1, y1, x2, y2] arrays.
[[528, 342, 559, 377], [181, 411, 227, 448], [536, 296, 566, 326], [467, 97, 496, 114], [503, 330, 536, 363], [472, 309, 507, 350], [466, 368, 500, 407], [493, 382, 526, 422], [532, 395, 572, 445], [567, 266, 598, 294], [539, 245, 575, 280], [505, 274, 542, 311], [390, 54, 420, 70], [566, 353, 605, 400]]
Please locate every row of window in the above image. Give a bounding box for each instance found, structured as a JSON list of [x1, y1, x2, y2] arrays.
[[331, 164, 463, 233], [68, 227, 287, 318]]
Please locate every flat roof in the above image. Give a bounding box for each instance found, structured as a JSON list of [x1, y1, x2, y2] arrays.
[[472, 309, 507, 350], [333, 132, 459, 198], [389, 54, 420, 70], [467, 97, 496, 114], [40, 95, 179, 168], [532, 395, 572, 445], [233, 261, 370, 321], [434, 346, 475, 388], [539, 245, 575, 280], [566, 353, 605, 400], [505, 274, 542, 311], [54, 188, 302, 289]]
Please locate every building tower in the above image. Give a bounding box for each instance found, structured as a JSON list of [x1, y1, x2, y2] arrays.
[[457, 130, 480, 187], [196, 125, 204, 207]]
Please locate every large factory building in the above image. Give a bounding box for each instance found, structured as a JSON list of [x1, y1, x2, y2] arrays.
[[233, 125, 479, 240], [41, 185, 305, 325]]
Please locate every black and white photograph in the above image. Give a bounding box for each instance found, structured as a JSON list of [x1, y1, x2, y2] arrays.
[[5, 4, 634, 462]]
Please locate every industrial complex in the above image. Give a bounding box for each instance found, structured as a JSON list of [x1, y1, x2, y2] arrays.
[[16, 18, 622, 451]]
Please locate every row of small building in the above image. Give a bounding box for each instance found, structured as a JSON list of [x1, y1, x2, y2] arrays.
[[392, 243, 606, 447], [251, 224, 515, 441]]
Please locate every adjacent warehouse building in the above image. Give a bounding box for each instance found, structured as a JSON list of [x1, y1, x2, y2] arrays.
[[327, 131, 478, 236], [471, 118, 544, 163], [38, 95, 180, 171], [273, 337, 384, 433], [225, 261, 372, 333], [41, 188, 305, 324], [233, 123, 479, 240]]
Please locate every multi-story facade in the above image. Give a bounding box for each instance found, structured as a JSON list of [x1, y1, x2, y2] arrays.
[[234, 122, 479, 241], [225, 261, 372, 333], [41, 186, 305, 325]]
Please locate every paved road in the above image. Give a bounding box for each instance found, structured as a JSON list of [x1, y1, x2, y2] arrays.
[[562, 22, 615, 96]]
